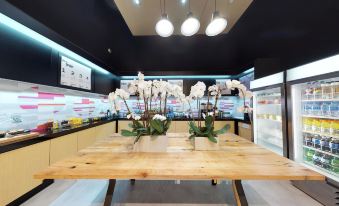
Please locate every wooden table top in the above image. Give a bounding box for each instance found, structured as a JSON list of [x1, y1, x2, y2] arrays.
[[34, 133, 324, 181]]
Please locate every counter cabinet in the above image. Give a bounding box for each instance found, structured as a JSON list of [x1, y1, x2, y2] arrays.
[[0, 121, 116, 206]]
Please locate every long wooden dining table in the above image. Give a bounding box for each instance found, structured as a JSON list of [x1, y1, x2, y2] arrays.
[[34, 133, 325, 206]]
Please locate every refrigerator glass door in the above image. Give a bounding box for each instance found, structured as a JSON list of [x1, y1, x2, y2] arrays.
[[292, 77, 339, 182], [253, 87, 283, 155]]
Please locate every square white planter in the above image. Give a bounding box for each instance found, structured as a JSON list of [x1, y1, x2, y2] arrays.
[[133, 135, 168, 152], [194, 136, 219, 151]]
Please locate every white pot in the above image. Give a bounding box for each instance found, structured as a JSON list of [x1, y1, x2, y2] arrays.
[[133, 135, 168, 152], [194, 136, 219, 151]]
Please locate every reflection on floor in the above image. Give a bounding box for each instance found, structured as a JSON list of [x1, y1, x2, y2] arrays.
[[22, 180, 321, 206]]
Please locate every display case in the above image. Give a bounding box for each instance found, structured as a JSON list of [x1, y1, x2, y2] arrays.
[[290, 76, 339, 181], [253, 87, 284, 155], [287, 54, 339, 205], [251, 72, 288, 156]]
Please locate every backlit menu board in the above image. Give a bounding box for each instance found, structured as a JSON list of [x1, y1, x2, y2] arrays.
[[60, 56, 92, 90]]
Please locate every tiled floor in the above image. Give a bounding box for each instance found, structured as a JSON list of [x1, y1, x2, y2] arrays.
[[22, 180, 322, 206]]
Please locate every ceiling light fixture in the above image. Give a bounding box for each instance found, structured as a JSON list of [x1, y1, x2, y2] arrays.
[[181, 0, 200, 36], [155, 0, 173, 37], [133, 0, 141, 5], [205, 0, 227, 36]]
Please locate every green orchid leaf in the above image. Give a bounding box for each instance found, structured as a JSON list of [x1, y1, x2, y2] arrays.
[[121, 129, 137, 137], [188, 121, 203, 136], [207, 133, 218, 143], [215, 124, 230, 135], [150, 119, 164, 134], [205, 116, 213, 128]]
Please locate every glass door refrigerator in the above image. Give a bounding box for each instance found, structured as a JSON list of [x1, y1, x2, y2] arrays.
[[250, 71, 288, 157], [287, 54, 339, 205]]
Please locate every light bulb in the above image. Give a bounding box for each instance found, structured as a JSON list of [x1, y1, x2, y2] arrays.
[[205, 11, 227, 36], [181, 13, 200, 36], [155, 14, 174, 37]]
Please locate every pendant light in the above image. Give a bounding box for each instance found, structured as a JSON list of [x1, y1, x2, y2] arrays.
[[205, 0, 227, 36], [181, 0, 200, 36], [155, 0, 174, 37]]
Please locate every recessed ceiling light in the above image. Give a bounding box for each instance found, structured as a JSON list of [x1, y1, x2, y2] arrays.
[[133, 0, 141, 5], [181, 0, 187, 4]]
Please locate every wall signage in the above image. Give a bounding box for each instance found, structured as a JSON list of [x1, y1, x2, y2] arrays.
[[60, 56, 92, 90]]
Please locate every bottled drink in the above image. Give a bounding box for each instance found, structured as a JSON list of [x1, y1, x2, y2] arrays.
[[312, 135, 321, 148], [312, 118, 321, 133], [303, 133, 313, 146], [311, 102, 321, 116], [320, 136, 331, 151], [329, 138, 339, 154], [321, 82, 332, 99], [331, 82, 339, 99], [313, 81, 322, 100], [312, 152, 323, 166], [303, 102, 312, 115], [303, 118, 312, 131], [321, 102, 331, 116], [331, 157, 339, 173], [330, 121, 339, 136], [304, 148, 315, 162], [304, 83, 313, 100], [321, 119, 331, 134], [320, 154, 332, 169], [329, 101, 338, 117]]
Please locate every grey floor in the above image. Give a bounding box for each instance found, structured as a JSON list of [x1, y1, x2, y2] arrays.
[[22, 180, 322, 206]]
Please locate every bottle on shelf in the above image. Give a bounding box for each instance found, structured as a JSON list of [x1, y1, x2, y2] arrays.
[[304, 147, 315, 162], [303, 82, 313, 100], [330, 101, 338, 117], [311, 101, 321, 116], [321, 102, 331, 116], [312, 135, 321, 149], [303, 133, 313, 146], [312, 151, 323, 166], [313, 81, 322, 100], [320, 119, 331, 135], [320, 154, 333, 170], [303, 102, 312, 115], [331, 82, 339, 100], [329, 138, 339, 154], [330, 120, 339, 136], [331, 157, 339, 173], [320, 136, 331, 151], [321, 82, 332, 99], [311, 118, 321, 133], [303, 117, 312, 131]]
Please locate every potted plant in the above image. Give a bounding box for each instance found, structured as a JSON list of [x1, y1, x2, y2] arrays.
[[108, 72, 185, 152], [225, 80, 253, 124], [186, 82, 230, 150]]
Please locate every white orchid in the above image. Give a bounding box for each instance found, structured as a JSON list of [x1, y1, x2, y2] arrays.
[[138, 72, 144, 81], [208, 84, 221, 97], [189, 81, 206, 99], [153, 114, 167, 121], [115, 88, 130, 100], [134, 115, 141, 120]]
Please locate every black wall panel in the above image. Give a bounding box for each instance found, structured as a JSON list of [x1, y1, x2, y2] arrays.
[[0, 1, 115, 94]]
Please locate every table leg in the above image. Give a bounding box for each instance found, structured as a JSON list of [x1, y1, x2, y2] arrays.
[[231, 180, 248, 206], [130, 179, 136, 185], [104, 179, 116, 206]]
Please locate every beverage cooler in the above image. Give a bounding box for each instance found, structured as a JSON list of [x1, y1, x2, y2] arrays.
[[250, 72, 288, 157], [287, 54, 339, 205]]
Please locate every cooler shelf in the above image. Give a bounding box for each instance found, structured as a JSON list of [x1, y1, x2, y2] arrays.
[[303, 145, 339, 158]]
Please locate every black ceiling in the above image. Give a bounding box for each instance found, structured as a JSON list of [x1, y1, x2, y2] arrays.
[[6, 0, 339, 76]]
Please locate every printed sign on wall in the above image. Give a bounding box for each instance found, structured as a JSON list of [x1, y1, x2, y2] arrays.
[[168, 80, 183, 90], [60, 56, 92, 90], [216, 79, 231, 95]]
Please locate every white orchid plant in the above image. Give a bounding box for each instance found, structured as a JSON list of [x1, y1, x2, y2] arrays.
[[108, 72, 185, 143], [225, 80, 253, 114], [187, 82, 230, 143]]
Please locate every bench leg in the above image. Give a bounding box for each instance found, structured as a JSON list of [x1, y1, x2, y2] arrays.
[[104, 179, 116, 206], [231, 180, 248, 206]]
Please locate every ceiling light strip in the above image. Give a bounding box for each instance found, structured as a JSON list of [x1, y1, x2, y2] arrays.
[[120, 75, 232, 80], [0, 12, 110, 75]]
